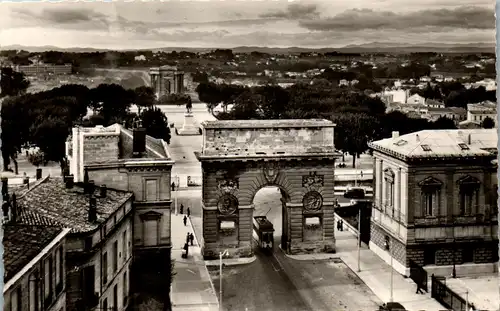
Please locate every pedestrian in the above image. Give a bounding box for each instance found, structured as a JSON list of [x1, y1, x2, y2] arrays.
[[415, 281, 425, 294], [187, 207, 191, 217], [180, 204, 184, 214], [183, 243, 189, 258], [186, 232, 190, 244], [183, 215, 187, 226], [189, 233, 194, 246], [340, 219, 344, 231]]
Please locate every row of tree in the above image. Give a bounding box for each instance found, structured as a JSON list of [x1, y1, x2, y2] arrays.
[[195, 81, 461, 167], [410, 82, 496, 108], [1, 74, 172, 173]]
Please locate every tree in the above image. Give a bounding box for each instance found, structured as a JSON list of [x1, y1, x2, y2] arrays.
[[0, 67, 30, 97], [140, 107, 171, 144], [482, 116, 495, 129], [89, 84, 133, 124], [133, 86, 156, 114], [158, 93, 191, 107], [332, 113, 381, 168], [195, 82, 223, 114], [432, 116, 457, 129]]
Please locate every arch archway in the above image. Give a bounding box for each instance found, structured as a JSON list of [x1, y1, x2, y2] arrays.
[[196, 120, 342, 260]]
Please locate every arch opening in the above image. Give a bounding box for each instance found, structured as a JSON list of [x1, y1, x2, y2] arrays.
[[252, 185, 290, 252]]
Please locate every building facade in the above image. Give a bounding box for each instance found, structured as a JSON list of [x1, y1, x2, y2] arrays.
[[368, 129, 498, 276], [15, 64, 72, 76], [149, 65, 184, 98], [66, 124, 174, 301], [3, 224, 70, 311], [466, 101, 497, 126]]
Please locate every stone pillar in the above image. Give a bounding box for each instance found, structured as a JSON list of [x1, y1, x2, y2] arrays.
[[379, 160, 384, 209], [400, 169, 407, 222], [376, 159, 383, 208], [237, 205, 253, 257], [177, 113, 200, 136], [395, 168, 401, 212]]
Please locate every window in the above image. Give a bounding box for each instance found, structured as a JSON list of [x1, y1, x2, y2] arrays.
[[102, 298, 108, 311], [462, 247, 474, 263], [145, 179, 158, 201], [11, 287, 22, 311], [423, 249, 436, 265], [84, 236, 93, 251], [123, 271, 128, 306], [58, 248, 63, 286], [82, 266, 96, 308], [419, 177, 442, 217], [113, 241, 118, 273], [113, 285, 118, 311], [44, 257, 53, 304], [103, 252, 108, 284], [420, 144, 432, 152], [123, 231, 127, 260], [384, 169, 395, 211], [55, 249, 61, 294]]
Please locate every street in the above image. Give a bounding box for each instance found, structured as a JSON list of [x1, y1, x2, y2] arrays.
[[207, 188, 381, 311]]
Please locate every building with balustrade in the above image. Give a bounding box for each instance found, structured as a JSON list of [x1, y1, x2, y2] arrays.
[[368, 129, 498, 276]]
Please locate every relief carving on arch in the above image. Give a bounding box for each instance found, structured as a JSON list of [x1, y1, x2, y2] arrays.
[[217, 177, 239, 195], [302, 171, 324, 191], [263, 161, 280, 184]]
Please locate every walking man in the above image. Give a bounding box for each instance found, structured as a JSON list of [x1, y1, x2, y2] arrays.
[[183, 242, 189, 258], [180, 204, 184, 214], [189, 233, 194, 246], [183, 215, 187, 226], [187, 207, 191, 217], [186, 233, 190, 244]]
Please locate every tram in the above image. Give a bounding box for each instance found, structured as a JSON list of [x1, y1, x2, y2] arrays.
[[253, 216, 275, 250]]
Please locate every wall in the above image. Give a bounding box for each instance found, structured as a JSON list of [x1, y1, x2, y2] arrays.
[[201, 159, 337, 259], [202, 126, 335, 157], [4, 239, 66, 311]]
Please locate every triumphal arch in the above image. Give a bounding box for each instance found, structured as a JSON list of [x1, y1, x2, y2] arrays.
[[194, 119, 342, 259]]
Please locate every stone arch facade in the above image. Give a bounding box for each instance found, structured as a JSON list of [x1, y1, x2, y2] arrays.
[[196, 120, 342, 259]]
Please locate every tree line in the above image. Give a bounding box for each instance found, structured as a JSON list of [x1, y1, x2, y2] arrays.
[[1, 70, 172, 173], [196, 81, 461, 167]]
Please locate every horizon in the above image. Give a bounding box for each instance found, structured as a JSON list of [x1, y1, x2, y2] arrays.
[[0, 0, 495, 50]]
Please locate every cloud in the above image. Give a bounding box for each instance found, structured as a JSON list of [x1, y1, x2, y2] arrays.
[[260, 3, 320, 20], [10, 7, 110, 29], [299, 6, 494, 31]]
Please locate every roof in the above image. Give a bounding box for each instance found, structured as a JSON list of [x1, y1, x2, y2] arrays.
[[201, 119, 335, 129], [369, 129, 497, 161], [3, 225, 63, 282], [119, 127, 170, 160], [467, 101, 497, 113], [15, 177, 133, 233]]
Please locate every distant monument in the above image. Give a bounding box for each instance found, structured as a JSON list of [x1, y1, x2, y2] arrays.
[[149, 65, 185, 99], [176, 98, 200, 136]]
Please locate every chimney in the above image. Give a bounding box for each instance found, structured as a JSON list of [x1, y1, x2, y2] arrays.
[[88, 195, 97, 223], [65, 175, 74, 189], [88, 180, 95, 195], [99, 185, 107, 198], [416, 134, 420, 142], [392, 131, 399, 139], [467, 133, 471, 144], [133, 128, 147, 157]]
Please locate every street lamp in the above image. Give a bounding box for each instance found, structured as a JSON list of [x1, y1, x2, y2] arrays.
[[356, 207, 361, 272], [384, 237, 394, 303], [171, 178, 178, 216], [452, 216, 457, 278], [219, 249, 229, 311]]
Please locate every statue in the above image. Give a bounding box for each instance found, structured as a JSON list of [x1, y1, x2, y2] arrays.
[[186, 98, 192, 114]]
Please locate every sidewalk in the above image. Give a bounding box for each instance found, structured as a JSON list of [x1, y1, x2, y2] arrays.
[[170, 213, 219, 311], [285, 224, 445, 311], [445, 276, 498, 311]]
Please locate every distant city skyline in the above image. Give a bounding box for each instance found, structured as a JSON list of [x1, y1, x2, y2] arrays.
[[0, 0, 495, 50]]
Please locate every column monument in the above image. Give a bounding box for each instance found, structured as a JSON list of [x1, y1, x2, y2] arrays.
[[176, 99, 201, 136]]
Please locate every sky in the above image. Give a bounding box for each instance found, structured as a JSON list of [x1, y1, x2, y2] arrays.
[[0, 0, 495, 50]]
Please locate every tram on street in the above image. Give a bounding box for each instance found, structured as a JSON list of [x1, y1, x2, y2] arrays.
[[253, 216, 275, 250]]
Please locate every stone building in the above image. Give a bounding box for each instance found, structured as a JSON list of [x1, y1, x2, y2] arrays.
[[66, 124, 174, 302], [149, 65, 184, 98], [3, 224, 70, 311], [10, 176, 134, 311], [368, 129, 498, 276]]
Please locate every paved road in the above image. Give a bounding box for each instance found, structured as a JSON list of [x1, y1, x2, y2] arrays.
[[206, 188, 381, 311]]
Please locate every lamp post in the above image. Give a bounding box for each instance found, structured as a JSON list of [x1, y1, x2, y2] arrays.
[[356, 208, 361, 272], [219, 249, 229, 311], [385, 237, 394, 302], [452, 216, 457, 278]]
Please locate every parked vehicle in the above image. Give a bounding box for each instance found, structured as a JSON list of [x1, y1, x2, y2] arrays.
[[379, 302, 407, 311], [343, 187, 366, 199]]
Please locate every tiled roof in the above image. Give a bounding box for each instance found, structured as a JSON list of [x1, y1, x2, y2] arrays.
[[119, 127, 170, 159], [369, 129, 497, 161], [3, 224, 63, 282], [201, 119, 334, 129], [15, 177, 133, 233]]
